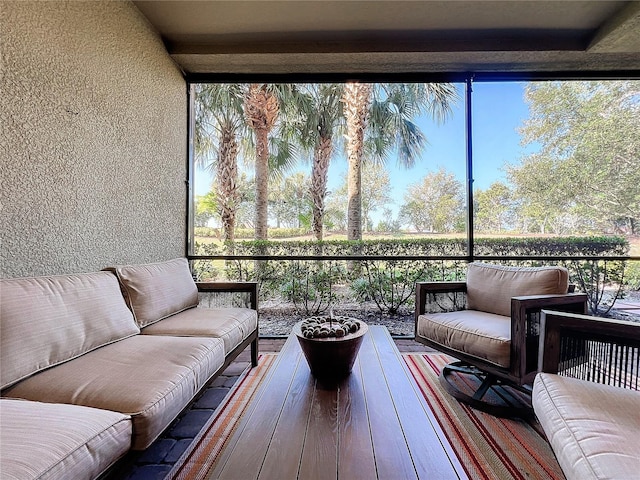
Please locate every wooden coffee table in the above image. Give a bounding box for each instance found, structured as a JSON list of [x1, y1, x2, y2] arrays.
[[210, 326, 467, 479]]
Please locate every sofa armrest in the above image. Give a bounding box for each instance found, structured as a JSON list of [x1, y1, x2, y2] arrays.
[[538, 310, 640, 389], [415, 281, 466, 317], [196, 282, 258, 311]]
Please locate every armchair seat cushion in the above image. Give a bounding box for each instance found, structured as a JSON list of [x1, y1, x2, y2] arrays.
[[417, 310, 511, 368], [533, 373, 640, 480], [141, 307, 258, 355]]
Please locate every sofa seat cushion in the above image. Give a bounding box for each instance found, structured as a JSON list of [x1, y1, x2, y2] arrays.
[[0, 398, 131, 480], [0, 272, 140, 390], [141, 307, 257, 355], [4, 335, 225, 450], [533, 373, 640, 480], [417, 310, 511, 368], [466, 262, 569, 317], [109, 258, 199, 328]]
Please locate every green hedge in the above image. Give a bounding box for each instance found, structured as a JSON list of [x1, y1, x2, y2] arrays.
[[192, 236, 630, 316], [195, 236, 627, 257]]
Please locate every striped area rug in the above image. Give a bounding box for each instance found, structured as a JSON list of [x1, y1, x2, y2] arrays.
[[169, 354, 279, 480], [404, 353, 564, 480], [169, 352, 564, 480]]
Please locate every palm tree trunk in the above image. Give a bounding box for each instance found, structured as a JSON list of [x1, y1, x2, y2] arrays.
[[311, 134, 332, 241], [344, 83, 372, 241], [217, 128, 238, 246], [244, 84, 279, 240], [347, 155, 362, 240], [254, 126, 269, 239]]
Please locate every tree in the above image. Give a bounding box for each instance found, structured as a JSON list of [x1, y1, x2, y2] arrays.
[[329, 163, 393, 233], [400, 168, 465, 233], [269, 172, 312, 229], [296, 84, 344, 240], [194, 84, 247, 243], [233, 172, 256, 230], [343, 82, 373, 240], [474, 181, 516, 233], [342, 82, 458, 240], [513, 80, 640, 234], [361, 163, 393, 232], [194, 191, 218, 227], [506, 154, 571, 233], [244, 84, 280, 240], [323, 195, 347, 232], [375, 208, 403, 233]]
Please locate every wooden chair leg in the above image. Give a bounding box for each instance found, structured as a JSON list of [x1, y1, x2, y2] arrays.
[[251, 337, 259, 367]]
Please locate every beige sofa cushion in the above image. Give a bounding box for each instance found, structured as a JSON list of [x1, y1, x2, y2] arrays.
[[110, 258, 199, 328], [4, 335, 225, 450], [0, 272, 139, 390], [141, 307, 257, 354], [417, 310, 511, 367], [466, 262, 569, 317], [533, 373, 640, 480], [0, 399, 131, 480]]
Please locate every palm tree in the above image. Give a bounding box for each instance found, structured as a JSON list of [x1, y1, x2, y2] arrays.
[[243, 84, 280, 240], [343, 83, 373, 240], [194, 84, 247, 244], [297, 84, 344, 240], [342, 82, 458, 240], [243, 84, 310, 241]]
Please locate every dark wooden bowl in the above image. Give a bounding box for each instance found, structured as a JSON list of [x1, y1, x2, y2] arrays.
[[293, 320, 369, 380]]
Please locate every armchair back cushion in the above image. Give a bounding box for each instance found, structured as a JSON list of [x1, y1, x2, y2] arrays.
[[110, 258, 199, 328], [466, 263, 569, 317], [0, 272, 139, 390]]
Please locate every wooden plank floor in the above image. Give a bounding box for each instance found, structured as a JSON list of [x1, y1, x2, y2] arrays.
[[210, 326, 467, 480]]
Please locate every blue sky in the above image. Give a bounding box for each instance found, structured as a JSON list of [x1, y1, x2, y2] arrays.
[[325, 82, 534, 218], [195, 82, 535, 219]]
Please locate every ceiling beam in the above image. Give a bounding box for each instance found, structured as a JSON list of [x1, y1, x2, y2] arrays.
[[167, 31, 586, 56]]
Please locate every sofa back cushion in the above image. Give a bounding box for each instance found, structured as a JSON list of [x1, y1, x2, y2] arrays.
[[0, 272, 140, 390], [466, 262, 569, 317], [109, 258, 199, 328]]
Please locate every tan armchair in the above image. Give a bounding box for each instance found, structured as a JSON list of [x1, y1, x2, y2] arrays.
[[415, 262, 587, 417]]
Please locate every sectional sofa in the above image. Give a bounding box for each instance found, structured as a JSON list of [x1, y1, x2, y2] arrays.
[[0, 258, 258, 480]]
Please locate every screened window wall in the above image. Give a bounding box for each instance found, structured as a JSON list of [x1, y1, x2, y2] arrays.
[[187, 78, 639, 329]]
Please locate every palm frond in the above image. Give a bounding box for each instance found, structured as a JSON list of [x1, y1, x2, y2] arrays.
[[268, 137, 301, 179]]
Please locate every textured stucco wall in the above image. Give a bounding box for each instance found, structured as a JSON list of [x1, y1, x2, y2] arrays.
[[1, 1, 187, 277]]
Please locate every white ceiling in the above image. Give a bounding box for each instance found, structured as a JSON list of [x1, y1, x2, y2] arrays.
[[132, 0, 640, 74]]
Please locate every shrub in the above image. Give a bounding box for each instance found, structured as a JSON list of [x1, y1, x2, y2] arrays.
[[281, 262, 345, 315], [194, 227, 220, 238], [566, 259, 625, 315], [625, 261, 640, 291], [191, 259, 219, 282], [354, 260, 465, 315]]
